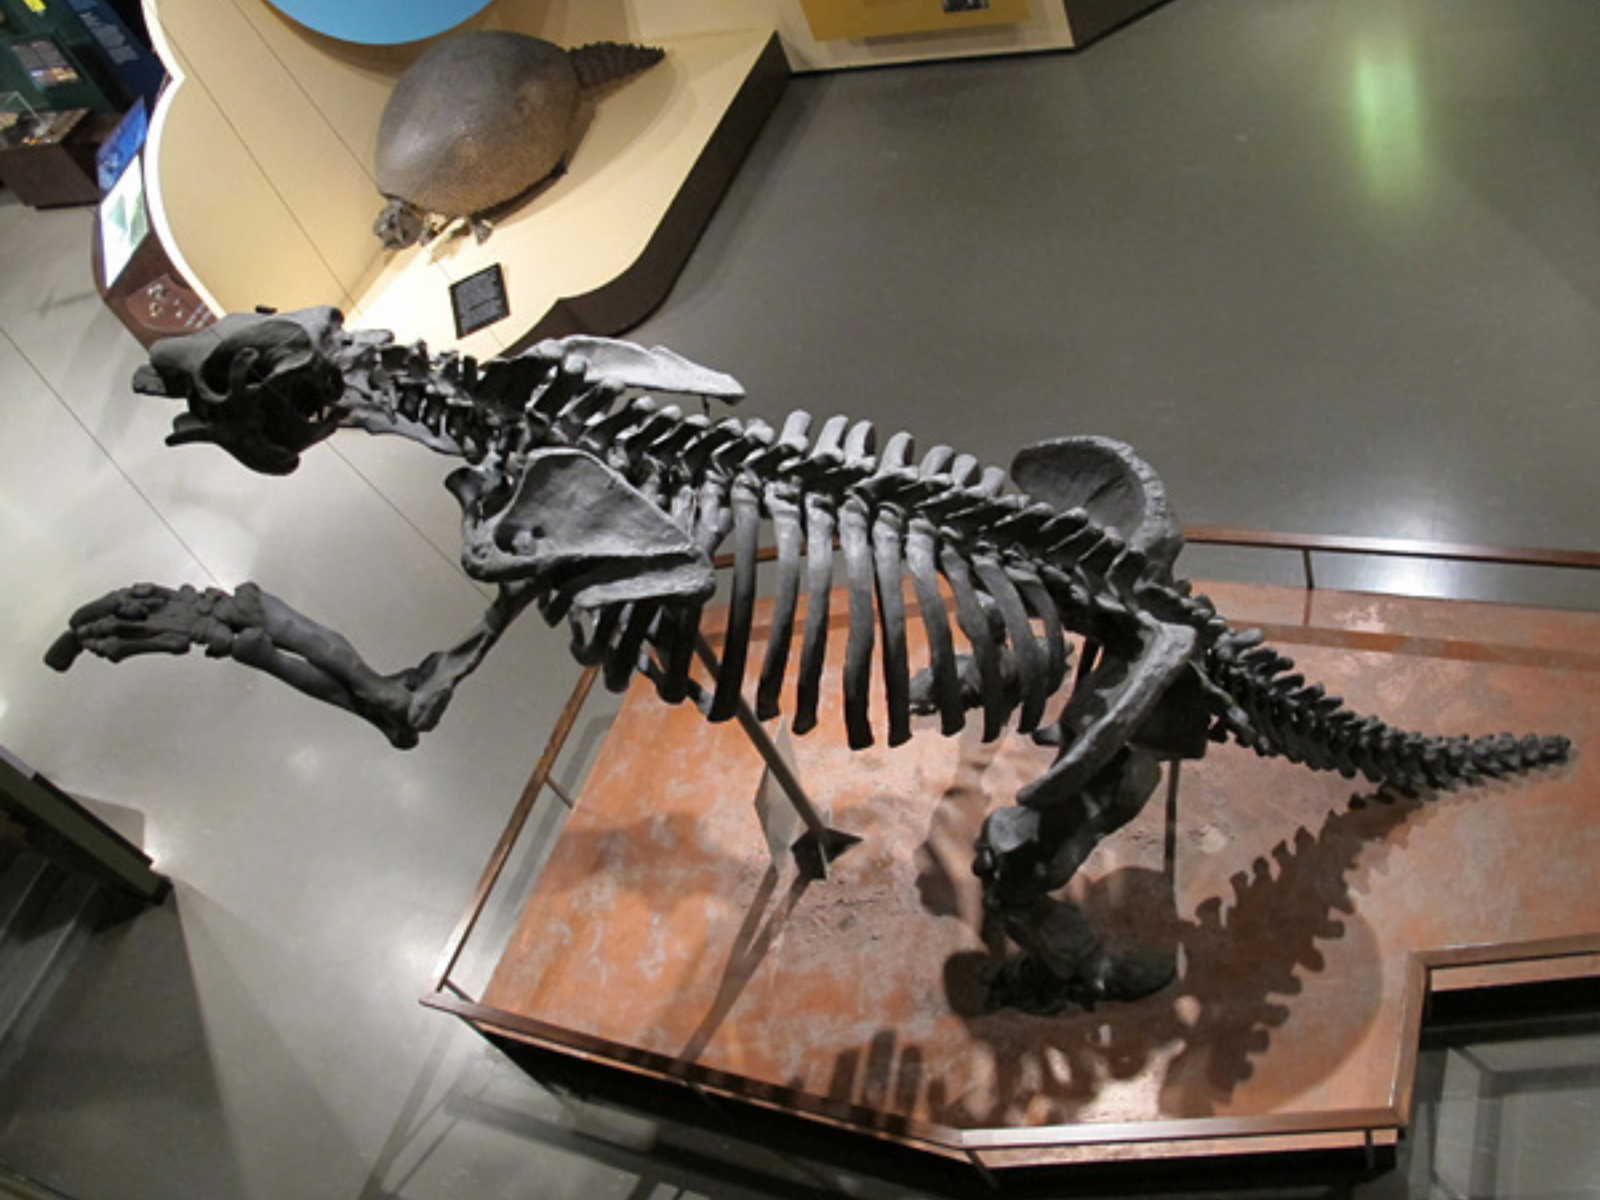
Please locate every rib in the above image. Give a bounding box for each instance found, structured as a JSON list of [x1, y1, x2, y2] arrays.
[[651, 474, 704, 704], [839, 493, 877, 749], [872, 502, 912, 746], [905, 517, 964, 735], [972, 549, 1049, 734], [1007, 559, 1069, 699], [605, 601, 657, 692], [708, 475, 762, 721], [756, 484, 805, 719], [869, 430, 916, 747], [792, 416, 850, 736], [755, 412, 813, 719], [793, 492, 835, 735], [940, 542, 1009, 742]]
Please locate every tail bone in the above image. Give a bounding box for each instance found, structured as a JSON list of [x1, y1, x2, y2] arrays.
[[1210, 630, 1571, 791]]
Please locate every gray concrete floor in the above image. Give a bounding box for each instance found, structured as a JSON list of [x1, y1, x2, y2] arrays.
[[0, 0, 1596, 1197]]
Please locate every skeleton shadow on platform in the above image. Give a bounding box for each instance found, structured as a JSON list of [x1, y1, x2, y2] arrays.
[[876, 785, 1430, 1129], [679, 863, 815, 1064]]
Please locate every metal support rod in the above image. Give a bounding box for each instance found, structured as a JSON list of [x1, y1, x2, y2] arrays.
[[1301, 547, 1317, 591], [430, 663, 599, 992], [1164, 759, 1182, 884], [693, 633, 831, 848], [545, 776, 578, 810]]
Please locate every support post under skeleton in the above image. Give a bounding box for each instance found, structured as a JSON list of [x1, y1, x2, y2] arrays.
[[693, 633, 858, 877]]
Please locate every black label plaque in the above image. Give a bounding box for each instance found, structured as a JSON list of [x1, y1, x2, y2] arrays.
[[449, 264, 509, 338]]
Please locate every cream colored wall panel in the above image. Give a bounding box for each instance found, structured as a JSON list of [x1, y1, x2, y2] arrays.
[[152, 0, 382, 303], [482, 0, 1078, 73], [149, 79, 344, 313], [140, 0, 1126, 336], [474, 0, 1124, 78], [466, 0, 1091, 72], [791, 0, 1030, 42], [634, 1, 773, 42], [142, 0, 1081, 348], [232, 3, 416, 188], [466, 0, 763, 44]]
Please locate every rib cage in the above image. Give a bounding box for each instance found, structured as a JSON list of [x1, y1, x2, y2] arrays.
[[443, 347, 1220, 752]]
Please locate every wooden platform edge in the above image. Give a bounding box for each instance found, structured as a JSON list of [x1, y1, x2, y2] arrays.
[[424, 936, 1600, 1171]]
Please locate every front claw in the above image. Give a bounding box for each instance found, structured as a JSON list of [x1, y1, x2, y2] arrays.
[[48, 581, 427, 748], [47, 583, 255, 670], [44, 629, 86, 671]]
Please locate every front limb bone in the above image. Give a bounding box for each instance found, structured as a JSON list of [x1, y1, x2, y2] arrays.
[[48, 581, 535, 748]]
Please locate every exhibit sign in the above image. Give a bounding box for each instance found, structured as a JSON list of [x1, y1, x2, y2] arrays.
[[798, 0, 1030, 41], [449, 264, 509, 338], [94, 95, 145, 191], [98, 153, 148, 285]]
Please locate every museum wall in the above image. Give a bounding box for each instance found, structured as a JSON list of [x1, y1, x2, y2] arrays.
[[139, 0, 1093, 344], [145, 0, 412, 315]]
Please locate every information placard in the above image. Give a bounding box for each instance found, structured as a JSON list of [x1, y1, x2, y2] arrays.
[[449, 264, 509, 339]]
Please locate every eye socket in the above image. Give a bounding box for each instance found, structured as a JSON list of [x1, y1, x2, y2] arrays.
[[199, 351, 236, 399]]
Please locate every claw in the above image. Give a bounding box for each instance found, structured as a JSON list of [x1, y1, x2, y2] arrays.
[[43, 630, 83, 671]]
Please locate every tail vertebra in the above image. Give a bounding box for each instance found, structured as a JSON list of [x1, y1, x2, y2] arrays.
[[1208, 629, 1571, 791]]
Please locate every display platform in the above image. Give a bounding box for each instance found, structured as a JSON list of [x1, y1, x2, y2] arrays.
[[442, 581, 1598, 1173]]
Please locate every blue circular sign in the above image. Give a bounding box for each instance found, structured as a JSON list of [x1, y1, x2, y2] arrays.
[[263, 0, 496, 45]]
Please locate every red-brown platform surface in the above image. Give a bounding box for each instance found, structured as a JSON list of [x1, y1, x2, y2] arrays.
[[476, 583, 1599, 1166]]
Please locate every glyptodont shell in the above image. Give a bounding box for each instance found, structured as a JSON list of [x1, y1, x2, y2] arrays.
[[373, 32, 662, 246], [376, 32, 580, 222]]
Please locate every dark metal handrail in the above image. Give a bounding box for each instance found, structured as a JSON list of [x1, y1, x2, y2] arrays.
[[1183, 526, 1600, 591]]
